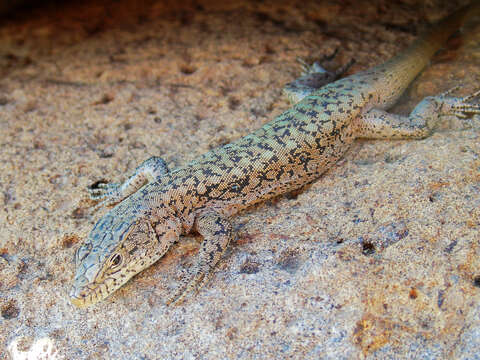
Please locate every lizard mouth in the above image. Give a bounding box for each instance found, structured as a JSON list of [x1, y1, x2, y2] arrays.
[[69, 283, 105, 308], [70, 272, 125, 307], [70, 292, 89, 308]]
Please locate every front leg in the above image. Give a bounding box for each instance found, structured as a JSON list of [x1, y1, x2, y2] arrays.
[[89, 156, 169, 207], [283, 55, 354, 104], [356, 89, 480, 139], [166, 210, 233, 305]]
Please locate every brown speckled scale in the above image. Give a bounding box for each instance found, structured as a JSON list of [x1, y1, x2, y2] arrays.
[[71, 3, 480, 307]]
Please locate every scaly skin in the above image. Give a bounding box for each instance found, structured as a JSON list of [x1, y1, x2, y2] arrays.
[[71, 3, 480, 307]]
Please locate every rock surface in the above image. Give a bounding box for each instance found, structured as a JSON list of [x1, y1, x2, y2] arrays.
[[1, 0, 479, 358]]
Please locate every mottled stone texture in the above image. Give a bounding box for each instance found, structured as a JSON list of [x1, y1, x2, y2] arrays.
[[0, 0, 479, 359]]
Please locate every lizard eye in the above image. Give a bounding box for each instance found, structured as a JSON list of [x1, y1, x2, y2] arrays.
[[110, 254, 122, 267]]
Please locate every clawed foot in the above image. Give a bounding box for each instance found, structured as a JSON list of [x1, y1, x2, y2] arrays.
[[296, 57, 329, 76], [86, 156, 170, 213], [166, 267, 214, 306], [165, 275, 193, 306], [87, 181, 123, 211], [88, 181, 120, 199], [438, 87, 480, 119], [285, 51, 355, 104], [296, 48, 340, 75], [165, 272, 200, 306]]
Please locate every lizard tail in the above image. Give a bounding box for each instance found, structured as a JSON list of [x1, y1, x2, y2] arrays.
[[412, 1, 480, 61], [378, 1, 480, 87]]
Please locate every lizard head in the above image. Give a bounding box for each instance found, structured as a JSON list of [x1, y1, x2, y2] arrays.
[[70, 209, 178, 308]]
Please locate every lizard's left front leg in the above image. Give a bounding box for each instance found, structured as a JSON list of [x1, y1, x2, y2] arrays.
[[166, 210, 233, 305], [356, 89, 480, 139]]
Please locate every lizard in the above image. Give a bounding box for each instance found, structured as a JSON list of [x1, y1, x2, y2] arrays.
[[70, 3, 480, 308]]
